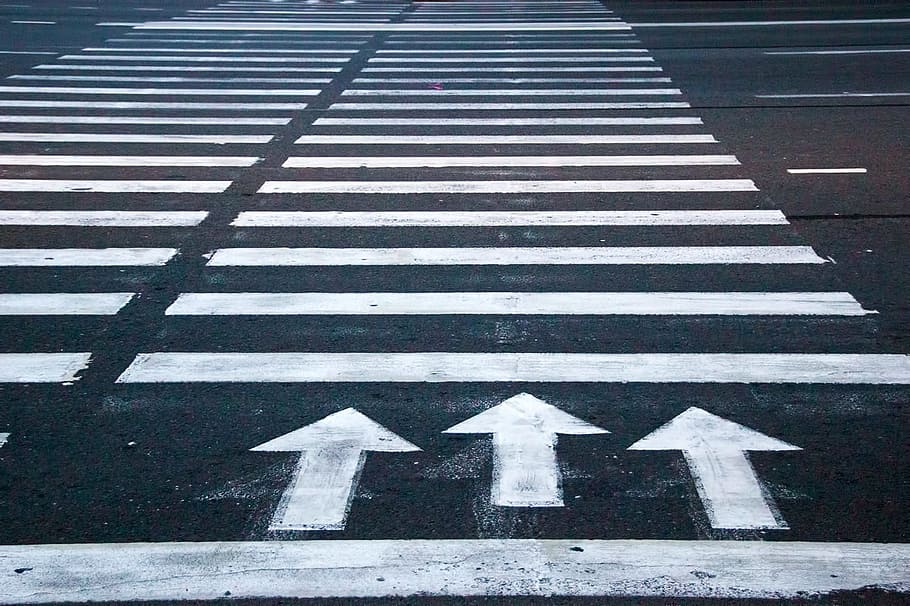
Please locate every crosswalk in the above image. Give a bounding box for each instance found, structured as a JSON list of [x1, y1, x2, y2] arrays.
[[0, 0, 907, 601]]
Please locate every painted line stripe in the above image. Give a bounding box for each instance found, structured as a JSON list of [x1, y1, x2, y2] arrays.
[[312, 117, 700, 126], [362, 67, 662, 73], [0, 155, 260, 167], [36, 65, 342, 72], [367, 57, 655, 63], [0, 134, 271, 143], [0, 180, 230, 193], [351, 78, 671, 84], [0, 211, 207, 226], [341, 88, 680, 96], [0, 86, 321, 96], [0, 51, 57, 55], [206, 246, 820, 266], [134, 22, 633, 31], [787, 168, 867, 174], [0, 101, 309, 109], [58, 55, 351, 62], [231, 210, 787, 227], [0, 248, 177, 266], [0, 116, 290, 125], [10, 75, 333, 83], [281, 155, 737, 168], [628, 18, 910, 27], [258, 179, 754, 194], [292, 135, 715, 145], [757, 92, 910, 99], [374, 49, 647, 54], [167, 292, 870, 316], [0, 353, 90, 383], [766, 49, 910, 55], [1, 539, 904, 600], [81, 47, 359, 53], [118, 352, 909, 383], [11, 20, 55, 24], [328, 102, 691, 109], [0, 293, 134, 315]]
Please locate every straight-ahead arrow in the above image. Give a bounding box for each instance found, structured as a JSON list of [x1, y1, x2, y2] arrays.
[[251, 408, 420, 531], [628, 407, 801, 529], [444, 393, 608, 507]]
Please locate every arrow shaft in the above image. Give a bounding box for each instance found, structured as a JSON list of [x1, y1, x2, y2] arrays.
[[683, 447, 785, 530], [270, 447, 365, 531], [492, 430, 562, 507]]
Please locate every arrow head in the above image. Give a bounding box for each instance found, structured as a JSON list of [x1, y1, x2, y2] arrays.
[[628, 407, 801, 452], [251, 408, 421, 453], [443, 393, 609, 436]]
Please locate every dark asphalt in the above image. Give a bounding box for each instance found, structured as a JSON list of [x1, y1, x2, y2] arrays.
[[0, 0, 907, 603]]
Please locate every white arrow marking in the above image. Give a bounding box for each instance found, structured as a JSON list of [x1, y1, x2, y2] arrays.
[[251, 409, 420, 530], [629, 407, 801, 529], [444, 393, 607, 507]]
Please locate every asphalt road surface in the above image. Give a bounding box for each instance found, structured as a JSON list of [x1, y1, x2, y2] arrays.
[[0, 0, 907, 603]]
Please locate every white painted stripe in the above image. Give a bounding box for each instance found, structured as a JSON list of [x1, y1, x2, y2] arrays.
[[329, 102, 690, 109], [766, 49, 910, 55], [375, 49, 648, 54], [167, 292, 869, 316], [259, 179, 753, 194], [135, 22, 633, 31], [81, 47, 358, 53], [11, 20, 55, 24], [282, 155, 737, 168], [232, 210, 786, 227], [0, 86, 321, 96], [362, 67, 663, 72], [292, 135, 714, 144], [0, 50, 56, 55], [757, 92, 910, 98], [118, 352, 909, 384], [0, 248, 177, 266], [787, 168, 867, 174], [367, 57, 654, 63], [0, 115, 290, 125], [629, 18, 910, 27], [0, 353, 90, 383], [0, 293, 134, 315], [37, 65, 342, 72], [351, 78, 671, 84], [207, 246, 819, 266], [0, 101, 309, 109], [341, 88, 679, 96], [11, 75, 333, 83], [0, 211, 207, 226], [59, 55, 350, 62], [2, 539, 906, 600], [313, 117, 698, 126], [0, 134, 271, 143], [0, 180, 230, 193], [0, 155, 260, 167]]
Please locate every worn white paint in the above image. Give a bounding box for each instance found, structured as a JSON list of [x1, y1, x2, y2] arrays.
[[444, 393, 606, 506], [134, 21, 633, 31], [12, 75, 333, 84], [313, 117, 698, 125], [116, 352, 910, 384], [0, 134, 270, 144], [292, 135, 714, 145], [251, 408, 420, 531], [366, 57, 654, 63], [0, 86, 321, 96], [0, 155, 260, 167], [165, 291, 869, 317], [0, 248, 177, 266], [0, 211, 207, 226], [37, 65, 342, 72], [282, 155, 736, 168], [0, 353, 91, 383], [375, 49, 647, 54], [328, 102, 690, 109], [0, 539, 905, 601], [343, 89, 678, 97], [767, 49, 910, 55], [0, 101, 309, 110], [629, 18, 910, 27], [81, 47, 359, 53], [0, 180, 230, 193], [259, 179, 753, 194], [362, 67, 662, 72], [629, 408, 801, 529], [59, 54, 350, 63], [787, 168, 867, 174], [0, 434, 7, 447], [0, 115, 290, 125], [231, 210, 787, 227], [757, 93, 910, 99], [0, 293, 134, 315], [206, 246, 820, 266]]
